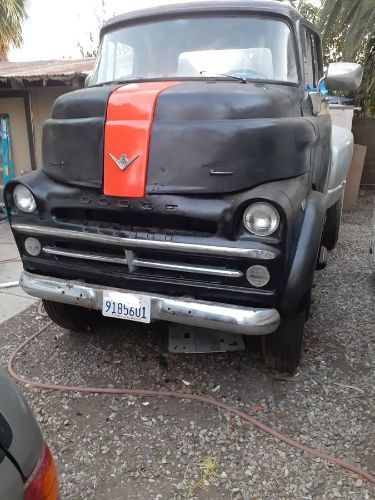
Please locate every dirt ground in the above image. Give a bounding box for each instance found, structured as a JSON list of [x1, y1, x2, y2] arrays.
[[0, 189, 374, 499]]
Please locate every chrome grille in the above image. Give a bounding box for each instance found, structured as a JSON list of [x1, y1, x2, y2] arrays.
[[13, 224, 278, 286], [12, 224, 278, 260], [42, 246, 243, 278]]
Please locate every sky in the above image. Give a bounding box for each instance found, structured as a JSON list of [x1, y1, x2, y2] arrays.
[[9, 0, 321, 62]]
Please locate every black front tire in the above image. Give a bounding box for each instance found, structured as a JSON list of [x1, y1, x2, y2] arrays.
[[43, 300, 101, 332], [322, 195, 343, 251], [261, 311, 305, 373]]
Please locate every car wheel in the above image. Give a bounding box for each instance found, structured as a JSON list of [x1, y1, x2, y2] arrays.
[[261, 310, 305, 373], [322, 195, 343, 251], [43, 300, 101, 332]]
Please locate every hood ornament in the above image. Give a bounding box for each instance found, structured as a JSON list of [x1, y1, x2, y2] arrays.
[[109, 153, 139, 171]]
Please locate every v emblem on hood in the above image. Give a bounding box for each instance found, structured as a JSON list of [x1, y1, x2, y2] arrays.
[[109, 153, 140, 171]]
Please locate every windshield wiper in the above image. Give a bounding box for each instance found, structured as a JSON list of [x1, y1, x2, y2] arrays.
[[217, 73, 247, 83], [95, 73, 248, 87], [200, 71, 247, 83], [96, 77, 143, 87]]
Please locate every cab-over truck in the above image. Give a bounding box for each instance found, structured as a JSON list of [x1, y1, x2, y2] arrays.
[[5, 1, 363, 372]]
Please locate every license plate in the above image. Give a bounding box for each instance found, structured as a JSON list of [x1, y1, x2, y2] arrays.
[[102, 291, 151, 323]]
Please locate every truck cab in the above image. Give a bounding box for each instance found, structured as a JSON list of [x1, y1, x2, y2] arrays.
[[5, 1, 363, 372]]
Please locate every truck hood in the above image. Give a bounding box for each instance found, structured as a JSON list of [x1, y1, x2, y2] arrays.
[[42, 81, 315, 196]]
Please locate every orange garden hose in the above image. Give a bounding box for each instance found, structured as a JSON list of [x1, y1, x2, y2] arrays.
[[0, 257, 21, 264], [7, 305, 375, 485]]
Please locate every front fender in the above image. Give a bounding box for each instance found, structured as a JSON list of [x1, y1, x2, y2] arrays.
[[327, 125, 353, 208], [281, 191, 325, 312]]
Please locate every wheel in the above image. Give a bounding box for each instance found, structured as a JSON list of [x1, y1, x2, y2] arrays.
[[261, 310, 305, 373], [322, 195, 343, 250], [43, 300, 101, 332]]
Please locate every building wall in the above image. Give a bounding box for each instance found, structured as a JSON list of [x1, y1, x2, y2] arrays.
[[30, 86, 71, 168], [0, 97, 31, 177], [0, 86, 74, 180]]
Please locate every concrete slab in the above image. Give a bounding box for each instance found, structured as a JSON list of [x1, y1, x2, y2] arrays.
[[0, 291, 36, 324], [0, 221, 38, 324]]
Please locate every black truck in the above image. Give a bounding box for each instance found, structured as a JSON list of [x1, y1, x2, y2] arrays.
[[5, 1, 363, 372]]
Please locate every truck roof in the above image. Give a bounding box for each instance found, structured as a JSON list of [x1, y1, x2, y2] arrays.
[[101, 1, 302, 38]]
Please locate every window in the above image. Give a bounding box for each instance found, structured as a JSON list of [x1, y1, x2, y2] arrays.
[[303, 28, 321, 88], [178, 47, 274, 79], [91, 16, 299, 85], [96, 41, 134, 83]]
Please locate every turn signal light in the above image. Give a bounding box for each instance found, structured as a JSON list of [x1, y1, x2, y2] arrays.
[[24, 443, 59, 500], [246, 265, 271, 287]]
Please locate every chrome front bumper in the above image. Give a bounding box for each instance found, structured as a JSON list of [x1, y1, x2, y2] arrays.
[[20, 271, 280, 336]]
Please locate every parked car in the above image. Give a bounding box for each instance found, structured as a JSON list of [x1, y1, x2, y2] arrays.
[[0, 368, 59, 499], [4, 1, 363, 372]]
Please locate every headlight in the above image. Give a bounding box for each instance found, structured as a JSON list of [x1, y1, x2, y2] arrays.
[[13, 185, 36, 213], [243, 202, 280, 236]]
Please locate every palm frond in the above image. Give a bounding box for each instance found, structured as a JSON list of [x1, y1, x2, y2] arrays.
[[342, 5, 375, 59], [0, 0, 28, 60], [319, 0, 375, 116], [320, 0, 375, 55], [319, 0, 346, 33]]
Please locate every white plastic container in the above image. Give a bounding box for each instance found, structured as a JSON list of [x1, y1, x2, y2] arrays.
[[329, 104, 355, 130]]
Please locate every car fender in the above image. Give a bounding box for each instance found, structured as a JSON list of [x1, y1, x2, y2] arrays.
[[281, 190, 325, 312], [326, 125, 353, 208], [0, 368, 43, 479], [0, 454, 24, 500]]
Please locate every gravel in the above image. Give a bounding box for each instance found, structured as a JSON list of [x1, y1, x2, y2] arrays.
[[0, 188, 374, 499]]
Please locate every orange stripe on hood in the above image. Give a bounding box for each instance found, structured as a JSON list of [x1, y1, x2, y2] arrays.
[[103, 82, 180, 198]]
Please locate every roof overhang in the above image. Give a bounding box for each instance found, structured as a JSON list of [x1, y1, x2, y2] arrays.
[[0, 58, 95, 89]]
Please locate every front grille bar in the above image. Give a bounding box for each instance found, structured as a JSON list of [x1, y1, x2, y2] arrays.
[[13, 224, 277, 260], [42, 246, 243, 278]]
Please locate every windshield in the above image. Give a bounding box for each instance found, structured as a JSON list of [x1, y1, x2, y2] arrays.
[[91, 16, 298, 85]]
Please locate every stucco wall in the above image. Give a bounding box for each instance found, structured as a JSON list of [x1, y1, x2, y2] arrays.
[[0, 97, 31, 177], [0, 86, 73, 179], [30, 86, 71, 168]]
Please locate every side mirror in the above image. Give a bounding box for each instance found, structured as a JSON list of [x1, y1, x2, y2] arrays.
[[325, 62, 363, 92], [84, 73, 91, 88]]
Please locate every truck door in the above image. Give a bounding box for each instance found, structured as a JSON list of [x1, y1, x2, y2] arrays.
[[301, 25, 331, 193]]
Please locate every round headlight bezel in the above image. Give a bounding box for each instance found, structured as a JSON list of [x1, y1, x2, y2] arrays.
[[13, 185, 37, 213], [243, 202, 280, 237]]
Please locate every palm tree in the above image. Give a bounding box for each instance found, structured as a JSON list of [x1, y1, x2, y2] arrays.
[[290, 0, 320, 26], [355, 35, 375, 115], [319, 0, 375, 60], [0, 0, 28, 61], [319, 0, 375, 116]]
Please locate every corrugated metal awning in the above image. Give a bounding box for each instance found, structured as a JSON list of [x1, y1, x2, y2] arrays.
[[0, 58, 95, 87]]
